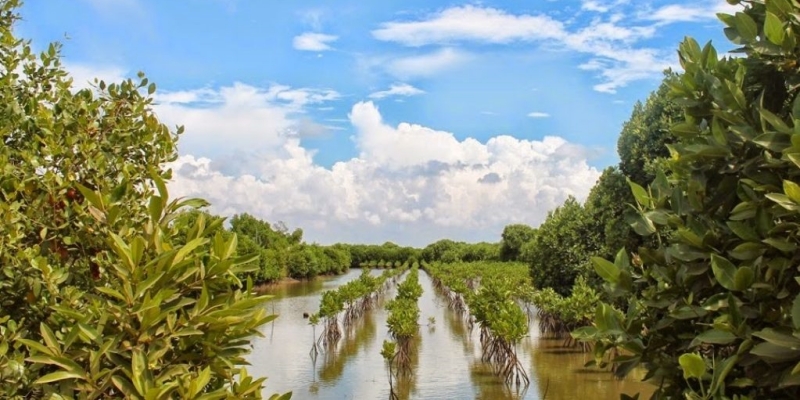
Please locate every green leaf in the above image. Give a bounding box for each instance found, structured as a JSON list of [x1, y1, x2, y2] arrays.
[[592, 257, 620, 284], [149, 169, 169, 203], [26, 355, 85, 374], [729, 242, 767, 261], [626, 208, 657, 236], [751, 342, 800, 362], [787, 153, 800, 169], [40, 323, 60, 354], [765, 12, 785, 45], [763, 237, 797, 253], [135, 272, 165, 299], [595, 303, 622, 333], [734, 266, 754, 291], [754, 132, 792, 152], [734, 12, 758, 41], [34, 371, 85, 384], [710, 355, 739, 394], [173, 238, 208, 266], [627, 179, 650, 207], [753, 328, 800, 348], [95, 286, 127, 301], [148, 196, 164, 225], [727, 221, 760, 241], [671, 122, 701, 139], [112, 375, 138, 396], [760, 108, 793, 134], [692, 329, 737, 346], [793, 294, 800, 330], [75, 183, 104, 211], [16, 339, 55, 356], [269, 393, 293, 400], [784, 180, 800, 203], [77, 323, 100, 342], [679, 353, 706, 379], [132, 349, 148, 395], [793, 91, 800, 121], [711, 254, 737, 291], [767, 193, 800, 211]]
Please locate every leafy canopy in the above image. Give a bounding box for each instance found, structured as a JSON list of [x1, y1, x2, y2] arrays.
[[581, 1, 800, 398], [0, 1, 287, 398]]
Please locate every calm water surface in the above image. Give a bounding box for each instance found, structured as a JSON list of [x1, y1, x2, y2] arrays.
[[248, 269, 653, 400]]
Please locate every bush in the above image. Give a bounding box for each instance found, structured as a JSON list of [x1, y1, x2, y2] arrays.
[[0, 2, 286, 397], [582, 1, 800, 398]]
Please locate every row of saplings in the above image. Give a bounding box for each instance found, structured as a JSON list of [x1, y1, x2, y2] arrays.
[[425, 262, 531, 388], [382, 267, 422, 400], [308, 265, 407, 358], [424, 260, 612, 389], [308, 264, 425, 399]]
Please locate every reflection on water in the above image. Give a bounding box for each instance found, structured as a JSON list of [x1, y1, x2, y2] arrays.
[[319, 299, 379, 384], [248, 269, 654, 399]]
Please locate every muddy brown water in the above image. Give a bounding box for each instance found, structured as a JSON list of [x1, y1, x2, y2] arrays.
[[247, 269, 654, 399]]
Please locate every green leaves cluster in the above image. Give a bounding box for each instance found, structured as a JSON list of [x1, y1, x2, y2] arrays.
[[582, 1, 800, 398], [424, 261, 531, 386], [526, 197, 593, 296], [314, 267, 404, 322], [228, 213, 351, 281], [386, 267, 423, 341], [468, 277, 527, 344], [528, 276, 600, 343], [0, 1, 285, 397]]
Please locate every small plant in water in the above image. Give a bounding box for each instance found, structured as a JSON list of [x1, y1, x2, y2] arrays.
[[381, 340, 399, 400]]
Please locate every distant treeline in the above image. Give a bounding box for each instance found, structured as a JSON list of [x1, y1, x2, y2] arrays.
[[175, 211, 513, 284]]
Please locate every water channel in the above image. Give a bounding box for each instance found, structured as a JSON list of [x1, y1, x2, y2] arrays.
[[247, 269, 654, 399]]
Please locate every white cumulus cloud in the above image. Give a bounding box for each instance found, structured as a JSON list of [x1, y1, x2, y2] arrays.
[[386, 48, 470, 79], [292, 32, 338, 51], [581, 0, 629, 13], [368, 83, 425, 99], [152, 82, 340, 162], [528, 112, 550, 118], [643, 2, 739, 25], [166, 100, 601, 245], [372, 5, 565, 46]]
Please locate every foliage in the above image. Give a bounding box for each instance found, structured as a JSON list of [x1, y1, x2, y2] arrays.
[[421, 239, 500, 264], [425, 261, 531, 386], [313, 267, 404, 347], [527, 196, 591, 296], [580, 1, 800, 398], [617, 71, 683, 186], [230, 213, 299, 248], [0, 2, 285, 397], [528, 276, 600, 348], [228, 214, 350, 282], [345, 242, 419, 268], [499, 224, 537, 262], [583, 167, 640, 262], [384, 267, 423, 375]]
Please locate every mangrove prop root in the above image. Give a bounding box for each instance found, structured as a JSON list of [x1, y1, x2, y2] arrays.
[[321, 317, 342, 347], [477, 328, 530, 388]]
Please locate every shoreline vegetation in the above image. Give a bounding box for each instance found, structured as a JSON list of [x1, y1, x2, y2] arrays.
[[3, 0, 800, 399]]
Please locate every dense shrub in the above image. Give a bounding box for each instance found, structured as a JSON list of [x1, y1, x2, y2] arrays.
[[0, 2, 285, 397], [581, 1, 800, 398]]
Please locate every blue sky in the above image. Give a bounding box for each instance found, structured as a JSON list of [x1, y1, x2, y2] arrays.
[[18, 0, 735, 246]]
